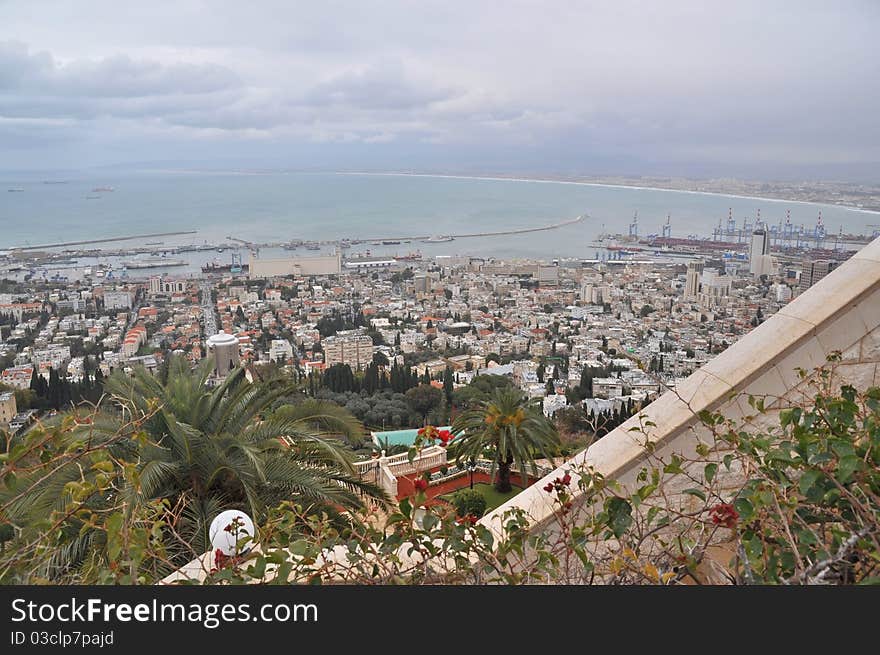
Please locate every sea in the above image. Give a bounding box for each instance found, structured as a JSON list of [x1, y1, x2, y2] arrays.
[[1, 170, 877, 278]]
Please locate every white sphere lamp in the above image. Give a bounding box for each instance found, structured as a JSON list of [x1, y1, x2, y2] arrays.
[[209, 510, 255, 556]]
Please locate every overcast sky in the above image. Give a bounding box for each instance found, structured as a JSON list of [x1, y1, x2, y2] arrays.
[[2, 1, 878, 178]]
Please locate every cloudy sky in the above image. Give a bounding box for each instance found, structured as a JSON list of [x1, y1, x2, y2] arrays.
[[1, 1, 878, 178]]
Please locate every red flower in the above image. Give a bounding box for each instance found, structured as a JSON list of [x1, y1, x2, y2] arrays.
[[437, 429, 454, 445], [543, 472, 573, 495], [214, 548, 230, 569], [413, 478, 429, 492], [708, 503, 739, 529]]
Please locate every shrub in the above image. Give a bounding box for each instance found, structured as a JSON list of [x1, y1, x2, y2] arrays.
[[450, 489, 487, 519]]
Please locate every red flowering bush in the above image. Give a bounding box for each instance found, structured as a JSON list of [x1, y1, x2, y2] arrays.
[[213, 548, 231, 570], [413, 477, 429, 492], [543, 472, 572, 494], [415, 425, 455, 448], [437, 429, 455, 446], [708, 503, 739, 529]]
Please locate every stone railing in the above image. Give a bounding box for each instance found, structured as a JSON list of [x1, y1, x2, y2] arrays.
[[352, 445, 448, 491], [386, 446, 447, 476], [478, 235, 880, 543], [377, 464, 398, 498]]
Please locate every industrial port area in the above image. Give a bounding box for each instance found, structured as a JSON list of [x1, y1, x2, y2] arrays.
[[1, 207, 877, 285]]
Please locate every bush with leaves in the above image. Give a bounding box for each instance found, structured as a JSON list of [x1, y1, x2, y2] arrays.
[[2, 362, 878, 585], [449, 489, 488, 520]]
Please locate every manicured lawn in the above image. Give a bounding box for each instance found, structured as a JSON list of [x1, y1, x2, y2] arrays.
[[441, 482, 524, 512]]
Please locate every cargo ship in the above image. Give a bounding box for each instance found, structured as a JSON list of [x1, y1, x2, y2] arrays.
[[202, 261, 249, 273], [122, 257, 186, 269]]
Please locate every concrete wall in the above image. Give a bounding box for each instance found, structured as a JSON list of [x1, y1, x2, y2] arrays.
[[479, 236, 880, 542], [248, 253, 341, 278]]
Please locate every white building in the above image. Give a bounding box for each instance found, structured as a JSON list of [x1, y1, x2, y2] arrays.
[[749, 229, 774, 277], [149, 277, 186, 295], [207, 331, 241, 378], [268, 339, 294, 363], [592, 377, 624, 399], [543, 394, 568, 417], [697, 269, 732, 309], [775, 284, 793, 303], [249, 253, 342, 278], [684, 261, 704, 301], [322, 331, 374, 370], [104, 290, 133, 310]]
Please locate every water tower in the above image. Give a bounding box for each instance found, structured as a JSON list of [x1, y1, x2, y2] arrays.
[[206, 331, 240, 378]]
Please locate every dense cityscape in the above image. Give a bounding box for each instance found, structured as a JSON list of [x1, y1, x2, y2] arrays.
[[0, 223, 853, 452]]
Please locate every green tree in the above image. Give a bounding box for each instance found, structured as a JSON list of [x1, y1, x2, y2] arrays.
[[3, 355, 383, 578], [405, 384, 443, 425], [449, 488, 488, 519], [451, 387, 559, 492], [443, 366, 454, 404]]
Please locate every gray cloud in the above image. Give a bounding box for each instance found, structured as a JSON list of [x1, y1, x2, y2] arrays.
[[0, 41, 241, 97], [303, 61, 459, 111], [0, 1, 877, 176]]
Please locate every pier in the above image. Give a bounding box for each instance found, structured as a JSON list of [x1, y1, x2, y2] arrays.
[[357, 213, 586, 242], [7, 231, 198, 251]]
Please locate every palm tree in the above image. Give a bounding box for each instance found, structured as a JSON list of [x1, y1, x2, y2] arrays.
[[3, 355, 384, 579], [450, 387, 559, 493]]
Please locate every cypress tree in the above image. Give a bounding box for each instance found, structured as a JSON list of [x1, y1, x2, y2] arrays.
[[443, 366, 454, 404]]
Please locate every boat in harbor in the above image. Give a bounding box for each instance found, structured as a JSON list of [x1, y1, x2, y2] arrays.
[[92, 186, 114, 192], [422, 235, 454, 243], [382, 240, 401, 245], [394, 251, 422, 261], [7, 188, 24, 192], [202, 261, 249, 273], [122, 257, 187, 269]]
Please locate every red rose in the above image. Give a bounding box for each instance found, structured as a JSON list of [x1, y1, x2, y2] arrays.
[[562, 473, 571, 485], [543, 483, 555, 493], [414, 478, 429, 492]]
